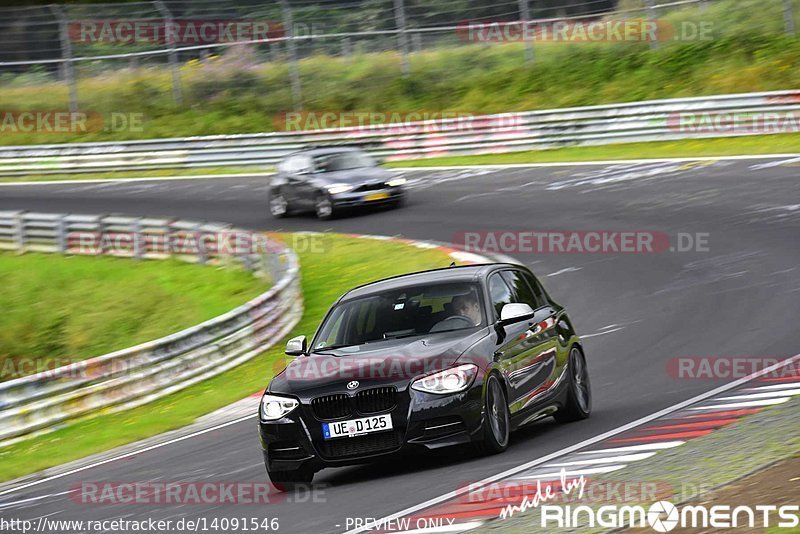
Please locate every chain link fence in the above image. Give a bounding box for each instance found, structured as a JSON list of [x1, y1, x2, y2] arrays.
[[0, 0, 798, 120]]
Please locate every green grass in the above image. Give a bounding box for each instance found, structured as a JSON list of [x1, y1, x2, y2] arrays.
[[0, 234, 452, 482], [2, 0, 800, 145], [385, 134, 800, 167], [0, 253, 268, 381]]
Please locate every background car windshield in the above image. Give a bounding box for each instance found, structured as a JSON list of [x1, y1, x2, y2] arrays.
[[313, 152, 375, 172], [313, 282, 485, 351]]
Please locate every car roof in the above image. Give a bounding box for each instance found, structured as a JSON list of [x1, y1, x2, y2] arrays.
[[339, 263, 521, 302]]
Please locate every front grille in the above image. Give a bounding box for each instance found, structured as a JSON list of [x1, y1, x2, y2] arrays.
[[353, 182, 387, 193], [318, 431, 400, 459], [311, 394, 352, 420], [311, 387, 398, 420], [354, 387, 397, 414]]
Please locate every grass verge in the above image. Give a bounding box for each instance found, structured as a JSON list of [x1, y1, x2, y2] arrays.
[[0, 234, 452, 482], [0, 253, 268, 380]]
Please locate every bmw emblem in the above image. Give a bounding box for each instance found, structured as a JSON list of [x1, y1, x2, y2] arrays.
[[346, 380, 360, 390]]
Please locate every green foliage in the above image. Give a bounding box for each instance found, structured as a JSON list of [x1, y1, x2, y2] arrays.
[[0, 253, 268, 375]]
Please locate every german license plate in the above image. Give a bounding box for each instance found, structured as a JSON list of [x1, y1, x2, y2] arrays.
[[322, 414, 393, 439], [364, 192, 390, 202]]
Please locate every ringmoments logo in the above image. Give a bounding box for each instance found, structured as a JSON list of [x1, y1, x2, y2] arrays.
[[539, 501, 800, 531]]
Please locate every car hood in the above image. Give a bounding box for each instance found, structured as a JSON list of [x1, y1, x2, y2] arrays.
[[317, 166, 394, 185], [269, 328, 488, 396]]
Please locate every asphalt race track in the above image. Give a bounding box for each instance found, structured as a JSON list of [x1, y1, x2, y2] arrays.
[[1, 157, 799, 533]]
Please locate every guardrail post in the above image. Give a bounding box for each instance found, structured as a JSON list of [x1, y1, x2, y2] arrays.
[[784, 0, 796, 36], [154, 1, 184, 106], [13, 212, 25, 254], [393, 0, 410, 76], [56, 215, 67, 253], [50, 5, 79, 113], [518, 0, 535, 63], [279, 0, 303, 111], [132, 218, 144, 259]]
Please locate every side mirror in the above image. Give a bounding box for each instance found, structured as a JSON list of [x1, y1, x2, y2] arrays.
[[285, 335, 307, 356], [498, 303, 535, 326]]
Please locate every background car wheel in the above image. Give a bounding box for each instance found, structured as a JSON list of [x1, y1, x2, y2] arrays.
[[315, 193, 335, 220], [475, 374, 510, 455], [554, 347, 592, 423], [269, 191, 290, 218], [268, 467, 314, 492]]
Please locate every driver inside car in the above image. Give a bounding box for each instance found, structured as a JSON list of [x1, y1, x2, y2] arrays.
[[430, 293, 482, 332]]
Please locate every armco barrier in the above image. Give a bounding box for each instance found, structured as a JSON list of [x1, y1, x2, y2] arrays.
[[0, 211, 302, 444], [0, 90, 798, 176]]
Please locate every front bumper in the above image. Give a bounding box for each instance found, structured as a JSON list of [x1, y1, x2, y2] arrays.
[[259, 383, 483, 474], [329, 187, 405, 209]]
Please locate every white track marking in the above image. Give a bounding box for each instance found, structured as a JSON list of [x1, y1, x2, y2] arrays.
[[516, 465, 627, 479], [1, 153, 797, 188], [715, 389, 800, 400], [543, 452, 656, 467], [0, 490, 73, 510], [344, 353, 800, 534], [577, 441, 685, 454], [748, 383, 800, 391], [0, 172, 274, 187], [688, 398, 790, 410], [391, 522, 484, 534], [0, 414, 255, 498]]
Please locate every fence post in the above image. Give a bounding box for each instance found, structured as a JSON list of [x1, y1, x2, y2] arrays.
[[517, 0, 535, 63], [279, 0, 303, 111], [154, 1, 184, 106], [132, 218, 144, 259], [644, 0, 659, 49], [56, 215, 67, 253], [785, 0, 796, 36], [393, 0, 410, 76], [13, 212, 25, 254], [50, 6, 79, 113]]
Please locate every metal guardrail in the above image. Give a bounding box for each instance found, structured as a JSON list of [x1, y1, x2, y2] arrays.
[[0, 90, 797, 176], [0, 211, 302, 444]]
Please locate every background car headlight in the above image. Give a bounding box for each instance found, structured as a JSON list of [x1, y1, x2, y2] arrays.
[[411, 364, 478, 394], [260, 394, 299, 421], [326, 183, 354, 195], [387, 177, 406, 187]]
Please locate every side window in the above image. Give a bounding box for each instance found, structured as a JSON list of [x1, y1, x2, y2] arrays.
[[520, 270, 548, 308], [501, 270, 545, 309], [488, 273, 514, 319]]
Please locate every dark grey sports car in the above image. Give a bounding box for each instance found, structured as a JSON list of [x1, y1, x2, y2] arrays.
[[268, 146, 406, 220], [258, 263, 591, 489]]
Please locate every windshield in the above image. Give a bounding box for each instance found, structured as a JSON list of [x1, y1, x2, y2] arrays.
[[313, 151, 376, 172], [312, 282, 485, 352]]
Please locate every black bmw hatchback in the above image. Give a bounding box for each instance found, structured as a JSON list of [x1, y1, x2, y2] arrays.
[[268, 146, 406, 220], [258, 264, 591, 488]]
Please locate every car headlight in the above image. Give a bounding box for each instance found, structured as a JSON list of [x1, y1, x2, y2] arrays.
[[260, 394, 299, 421], [387, 177, 406, 187], [325, 183, 354, 195], [411, 364, 478, 395]]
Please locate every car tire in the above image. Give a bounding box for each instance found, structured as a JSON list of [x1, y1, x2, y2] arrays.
[[314, 193, 336, 220], [554, 347, 592, 423], [269, 190, 290, 219], [475, 374, 510, 455], [268, 467, 314, 492]]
